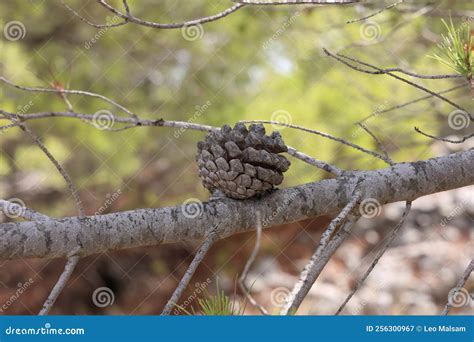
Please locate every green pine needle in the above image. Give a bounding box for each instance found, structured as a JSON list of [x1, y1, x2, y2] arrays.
[[175, 278, 247, 316], [428, 18, 473, 79]]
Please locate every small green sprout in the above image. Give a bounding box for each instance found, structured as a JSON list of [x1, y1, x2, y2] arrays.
[[174, 279, 247, 315]]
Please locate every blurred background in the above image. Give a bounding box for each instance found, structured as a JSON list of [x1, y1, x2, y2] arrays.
[[0, 0, 472, 314]]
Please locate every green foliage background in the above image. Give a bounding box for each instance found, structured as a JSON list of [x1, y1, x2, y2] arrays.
[[0, 1, 471, 216]]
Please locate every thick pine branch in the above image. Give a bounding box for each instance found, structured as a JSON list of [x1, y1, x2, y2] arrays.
[[1, 149, 472, 260]]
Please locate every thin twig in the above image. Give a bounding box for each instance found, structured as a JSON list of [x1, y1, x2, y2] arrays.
[[356, 84, 465, 124], [324, 49, 471, 117], [161, 226, 220, 315], [414, 127, 474, 144], [122, 0, 131, 16], [317, 193, 361, 253], [287, 146, 343, 176], [441, 259, 474, 315], [335, 201, 412, 315], [240, 120, 392, 164], [3, 108, 373, 175], [3, 113, 84, 215], [349, 4, 435, 49], [0, 109, 217, 134], [39, 255, 80, 315], [1, 76, 138, 120], [0, 122, 22, 131], [239, 211, 269, 315], [373, 69, 463, 80], [1, 113, 86, 316], [61, 0, 127, 28], [346, 0, 404, 24], [282, 215, 360, 315], [97, 0, 245, 29], [324, 51, 463, 80], [281, 193, 362, 315], [357, 123, 394, 165]]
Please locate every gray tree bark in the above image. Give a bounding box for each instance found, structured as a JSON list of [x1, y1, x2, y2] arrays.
[[1, 148, 472, 260]]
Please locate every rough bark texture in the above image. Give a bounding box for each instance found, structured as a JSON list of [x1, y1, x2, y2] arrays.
[[1, 149, 472, 260]]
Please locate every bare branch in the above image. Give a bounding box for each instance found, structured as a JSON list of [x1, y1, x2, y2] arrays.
[[323, 49, 471, 116], [7, 113, 85, 316], [346, 0, 403, 24], [161, 227, 220, 315], [357, 123, 393, 165], [441, 259, 473, 315], [281, 193, 361, 314], [335, 201, 412, 315], [356, 84, 466, 124], [0, 122, 22, 131], [0, 109, 216, 134], [63, 0, 361, 31], [97, 0, 245, 29], [332, 60, 463, 79], [414, 127, 474, 144], [0, 149, 472, 261], [287, 146, 343, 176], [239, 211, 269, 315], [0, 199, 50, 222], [240, 120, 393, 164], [1, 107, 375, 175], [343, 4, 438, 50], [282, 216, 360, 314], [2, 112, 84, 216], [1, 106, 87, 316], [122, 0, 131, 17], [39, 255, 80, 315], [61, 0, 127, 28], [1, 76, 138, 120]]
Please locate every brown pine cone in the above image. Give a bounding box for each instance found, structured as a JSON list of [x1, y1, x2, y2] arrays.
[[197, 123, 291, 199]]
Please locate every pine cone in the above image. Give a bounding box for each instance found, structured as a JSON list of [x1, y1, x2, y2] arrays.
[[197, 123, 291, 199]]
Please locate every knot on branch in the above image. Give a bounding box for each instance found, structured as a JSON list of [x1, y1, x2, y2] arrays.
[[196, 123, 290, 199]]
